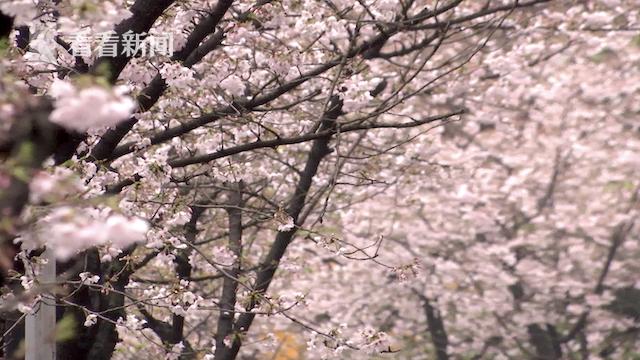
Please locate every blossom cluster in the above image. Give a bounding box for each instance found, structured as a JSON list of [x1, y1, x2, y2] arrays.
[[48, 79, 136, 132], [20, 207, 149, 260]]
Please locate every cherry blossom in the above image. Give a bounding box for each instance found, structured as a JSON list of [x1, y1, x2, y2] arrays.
[[48, 79, 136, 132], [1, 0, 639, 359]]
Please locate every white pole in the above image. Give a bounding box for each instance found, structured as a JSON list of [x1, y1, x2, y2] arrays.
[[25, 247, 56, 360]]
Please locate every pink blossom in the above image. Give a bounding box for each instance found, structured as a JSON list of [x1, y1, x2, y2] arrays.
[[48, 80, 136, 132]]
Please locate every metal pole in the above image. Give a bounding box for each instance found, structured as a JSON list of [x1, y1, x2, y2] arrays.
[[25, 247, 56, 360]]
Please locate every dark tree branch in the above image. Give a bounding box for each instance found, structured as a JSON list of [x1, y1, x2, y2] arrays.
[[106, 0, 479, 161], [412, 290, 448, 360], [214, 181, 244, 359], [0, 97, 67, 285], [217, 97, 342, 360], [560, 220, 636, 345], [92, 0, 177, 83], [169, 110, 462, 168], [90, 0, 233, 161]]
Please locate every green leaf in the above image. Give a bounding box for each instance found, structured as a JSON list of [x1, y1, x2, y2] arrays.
[[0, 38, 10, 57], [55, 314, 77, 343], [630, 34, 640, 48], [589, 48, 616, 63], [16, 142, 35, 164]]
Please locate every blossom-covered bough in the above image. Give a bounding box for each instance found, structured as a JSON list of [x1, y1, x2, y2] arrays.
[[1, 0, 639, 359]]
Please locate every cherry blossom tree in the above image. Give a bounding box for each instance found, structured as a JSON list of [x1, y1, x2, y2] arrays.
[[1, 0, 639, 359]]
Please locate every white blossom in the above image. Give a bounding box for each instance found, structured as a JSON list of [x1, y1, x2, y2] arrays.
[[49, 79, 136, 132], [84, 314, 98, 327]]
